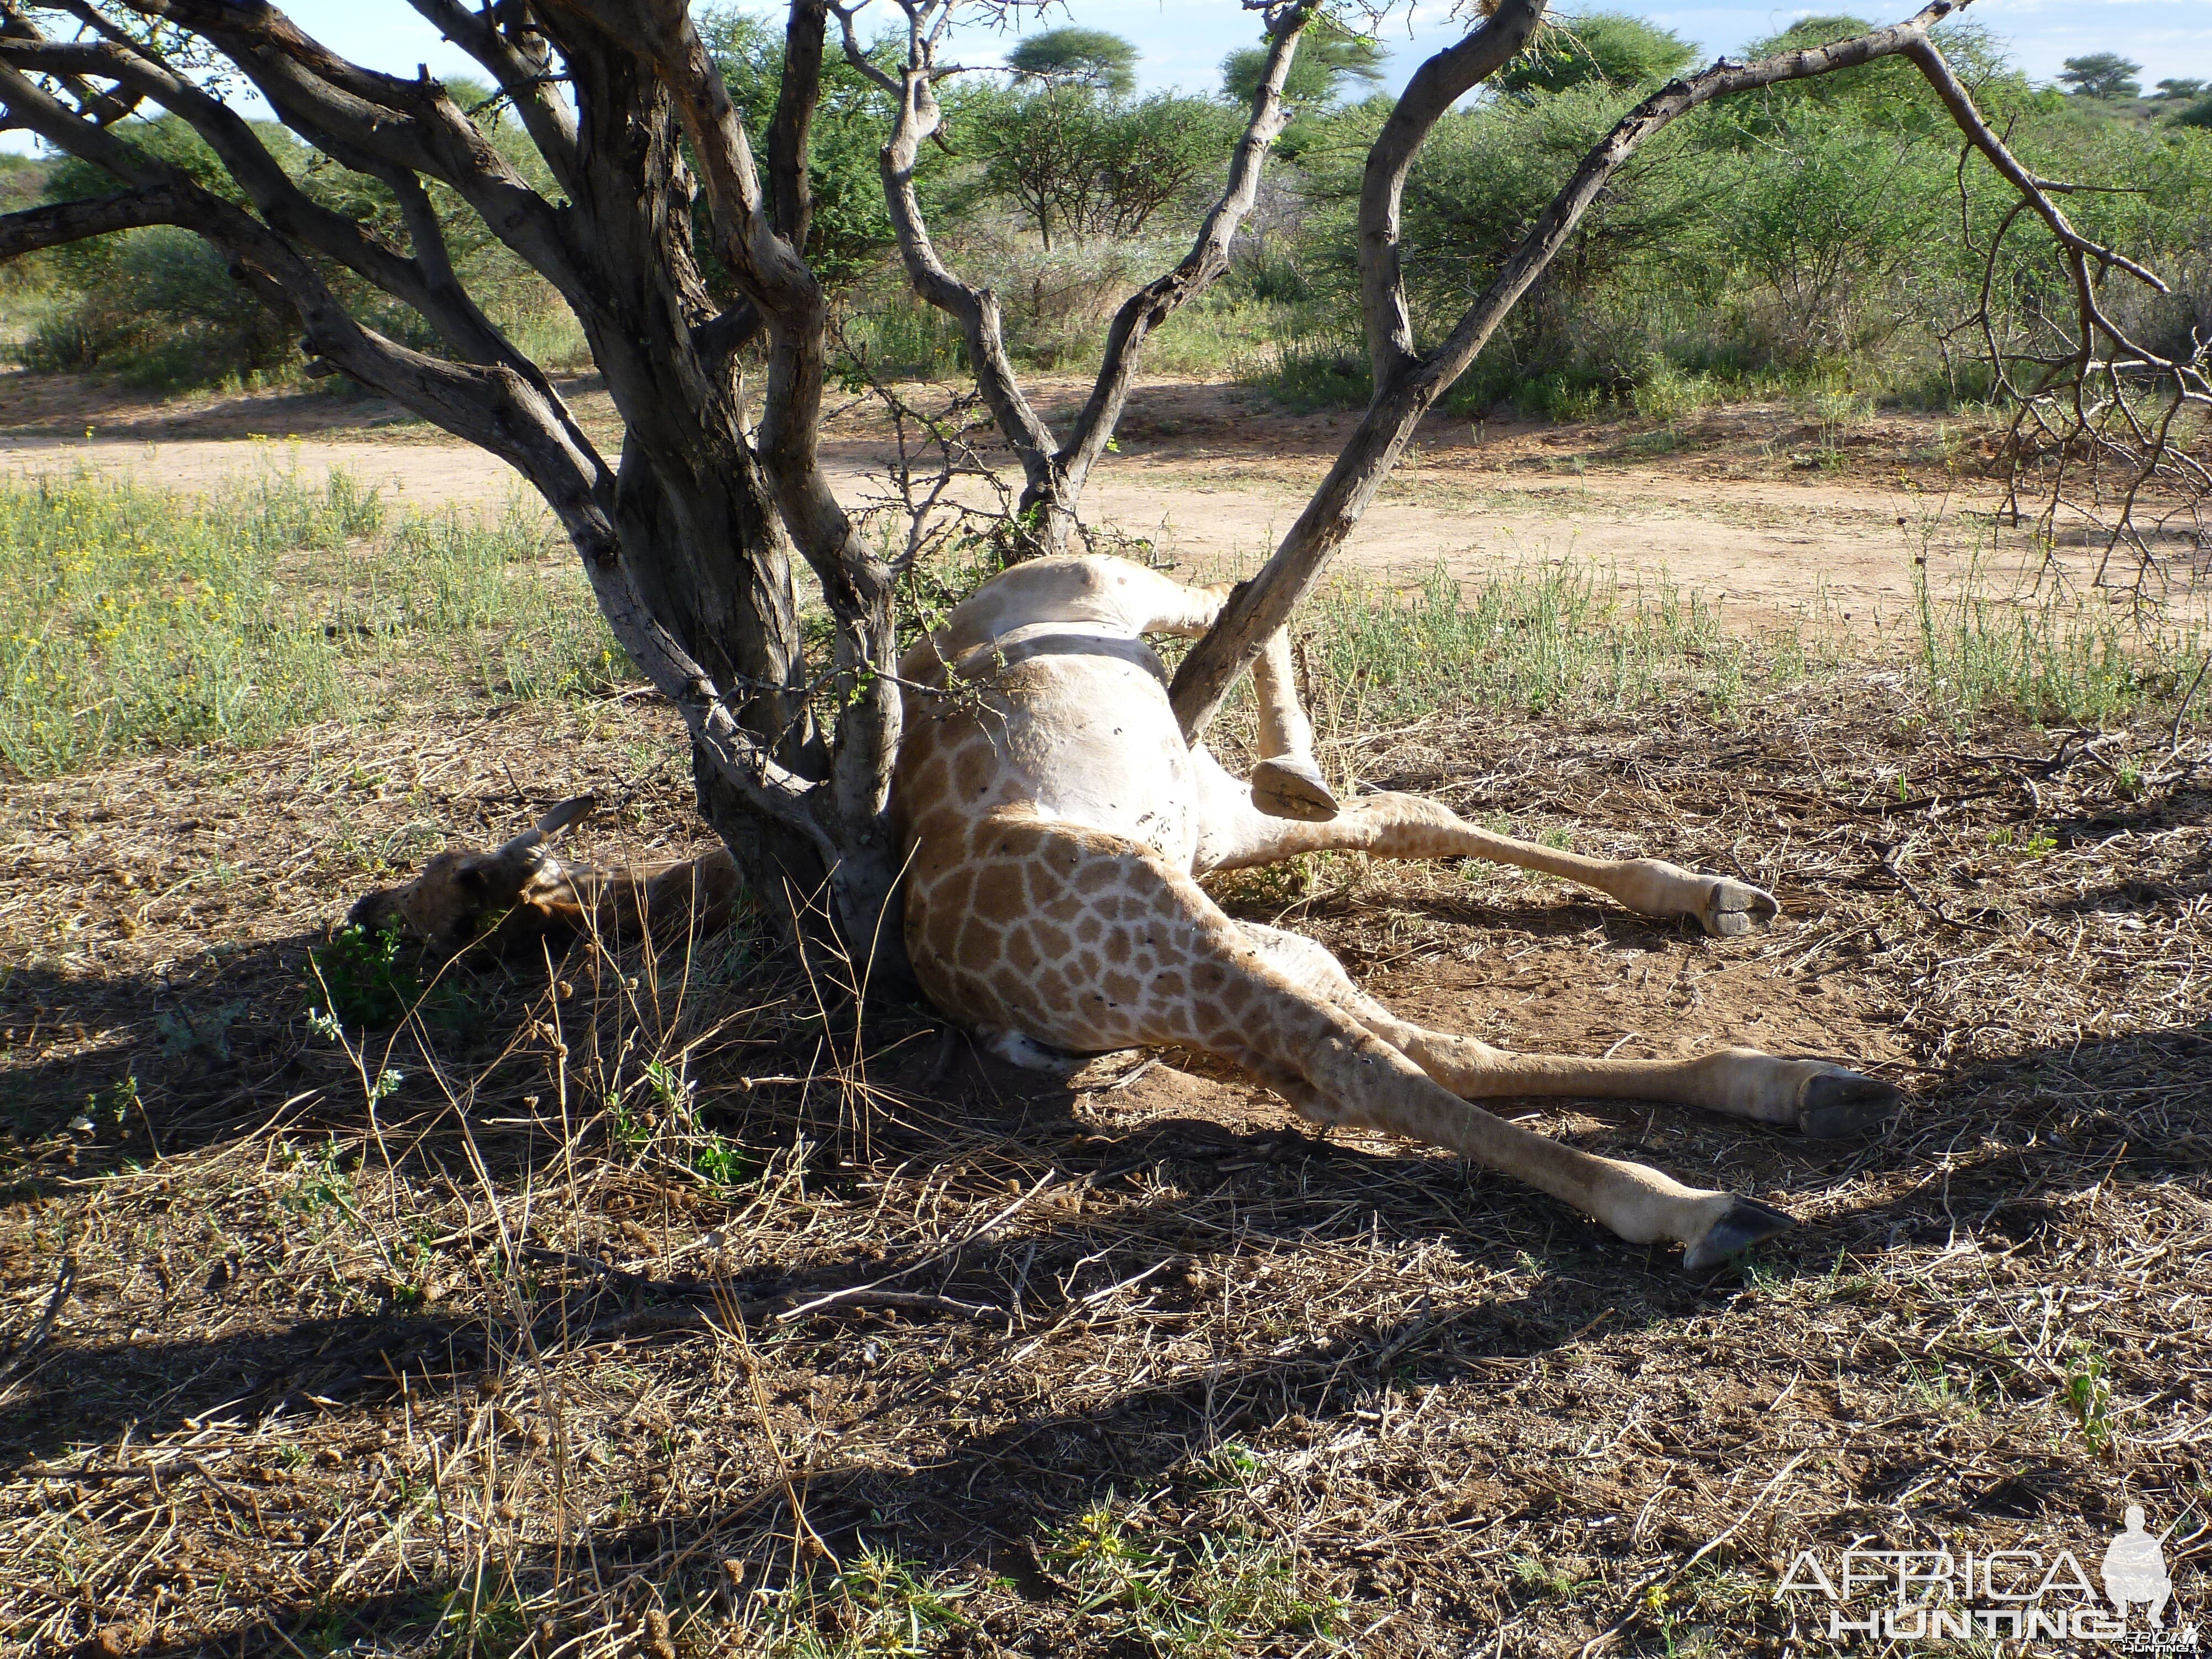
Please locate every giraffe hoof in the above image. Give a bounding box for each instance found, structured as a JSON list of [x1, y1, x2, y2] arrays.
[[1698, 877, 1780, 938], [1682, 1196, 1796, 1273], [1796, 1070, 1903, 1139], [1251, 755, 1339, 822]]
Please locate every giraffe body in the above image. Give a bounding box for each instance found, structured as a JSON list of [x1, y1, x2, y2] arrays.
[[351, 555, 1902, 1272], [893, 556, 1901, 1270]]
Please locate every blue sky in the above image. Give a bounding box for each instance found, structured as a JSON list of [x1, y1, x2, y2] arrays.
[[273, 0, 2212, 97], [7, 0, 2208, 151]]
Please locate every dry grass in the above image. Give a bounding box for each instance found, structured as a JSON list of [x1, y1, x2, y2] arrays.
[[4, 635, 2208, 1655]]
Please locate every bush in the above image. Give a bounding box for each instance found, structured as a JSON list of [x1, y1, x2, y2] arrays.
[[1242, 25, 2212, 416], [23, 226, 299, 390]]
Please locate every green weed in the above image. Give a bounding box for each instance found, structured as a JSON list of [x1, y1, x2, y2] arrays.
[[1044, 1500, 1340, 1657], [1302, 559, 1754, 726], [1910, 556, 2204, 728], [695, 1133, 763, 1190], [155, 998, 248, 1062], [307, 924, 422, 1031], [2061, 1346, 2114, 1454], [758, 1545, 975, 1658], [0, 465, 624, 778]]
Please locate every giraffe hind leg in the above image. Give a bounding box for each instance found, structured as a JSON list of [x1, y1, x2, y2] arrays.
[[1233, 920, 1899, 1139], [909, 816, 1793, 1270], [1199, 788, 1777, 939]]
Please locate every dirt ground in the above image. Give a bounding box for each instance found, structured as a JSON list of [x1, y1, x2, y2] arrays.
[[1, 366, 2178, 628], [2, 374, 2210, 1657]]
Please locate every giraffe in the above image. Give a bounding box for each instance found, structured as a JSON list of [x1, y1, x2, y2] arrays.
[[349, 553, 1898, 1271], [893, 554, 1901, 1272]]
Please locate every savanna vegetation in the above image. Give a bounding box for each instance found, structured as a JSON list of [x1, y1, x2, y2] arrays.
[[4, 8, 2207, 421]]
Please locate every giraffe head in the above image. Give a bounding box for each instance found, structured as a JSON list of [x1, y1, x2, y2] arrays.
[[345, 796, 594, 953]]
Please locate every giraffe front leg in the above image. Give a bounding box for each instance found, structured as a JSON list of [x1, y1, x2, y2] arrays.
[[1199, 790, 1778, 938], [1605, 858, 1780, 939], [1245, 629, 1339, 822]]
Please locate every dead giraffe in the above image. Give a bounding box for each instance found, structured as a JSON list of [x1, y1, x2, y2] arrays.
[[891, 555, 1898, 1272], [352, 553, 1898, 1270]]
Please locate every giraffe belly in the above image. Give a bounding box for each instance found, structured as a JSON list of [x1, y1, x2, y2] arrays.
[[982, 654, 1203, 869]]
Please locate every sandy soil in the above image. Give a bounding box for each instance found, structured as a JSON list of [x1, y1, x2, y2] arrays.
[[4, 367, 2176, 629]]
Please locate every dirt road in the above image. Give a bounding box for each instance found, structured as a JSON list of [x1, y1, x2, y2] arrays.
[[0, 368, 2166, 626]]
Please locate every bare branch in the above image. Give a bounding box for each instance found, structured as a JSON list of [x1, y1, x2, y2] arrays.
[[0, 32, 538, 373], [405, 0, 581, 186], [113, 0, 588, 304], [1172, 0, 1990, 737], [842, 0, 1064, 521], [0, 180, 189, 257], [769, 0, 827, 247], [1048, 1, 1316, 524], [1358, 0, 1547, 389]]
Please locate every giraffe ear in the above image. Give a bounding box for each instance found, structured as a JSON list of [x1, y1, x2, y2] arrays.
[[533, 795, 596, 839]]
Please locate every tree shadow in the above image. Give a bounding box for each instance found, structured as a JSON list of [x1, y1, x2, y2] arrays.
[[9, 869, 2209, 1656]]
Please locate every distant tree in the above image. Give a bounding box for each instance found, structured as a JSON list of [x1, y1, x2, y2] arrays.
[[1006, 27, 1137, 96], [1222, 15, 1385, 111], [1496, 11, 1695, 97], [2152, 77, 2205, 101], [969, 86, 1237, 247], [2058, 53, 2142, 101], [2177, 94, 2212, 129]]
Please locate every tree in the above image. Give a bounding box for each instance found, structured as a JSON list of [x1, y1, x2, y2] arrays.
[[1222, 15, 1386, 112], [968, 86, 1238, 248], [0, 0, 2196, 993], [1496, 11, 1695, 98], [2179, 95, 2212, 130], [2058, 53, 2143, 101], [1005, 26, 1136, 96], [701, 9, 917, 285], [2152, 78, 2205, 101]]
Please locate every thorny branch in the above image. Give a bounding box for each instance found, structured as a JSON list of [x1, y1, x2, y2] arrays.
[[1914, 39, 2211, 599]]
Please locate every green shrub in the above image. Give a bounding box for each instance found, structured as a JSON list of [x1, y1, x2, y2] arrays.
[[1236, 27, 2212, 416], [308, 925, 423, 1031], [1260, 330, 1371, 410]]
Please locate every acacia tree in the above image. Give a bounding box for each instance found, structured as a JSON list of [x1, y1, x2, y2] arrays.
[[0, 0, 2195, 989]]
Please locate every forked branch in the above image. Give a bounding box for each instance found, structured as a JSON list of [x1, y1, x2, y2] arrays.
[[838, 0, 1318, 556], [1170, 0, 2200, 733]]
